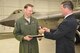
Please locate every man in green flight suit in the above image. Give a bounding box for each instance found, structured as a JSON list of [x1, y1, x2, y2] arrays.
[[13, 4, 39, 53]]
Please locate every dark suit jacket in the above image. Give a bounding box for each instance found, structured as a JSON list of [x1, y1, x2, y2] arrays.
[[44, 14, 78, 53]]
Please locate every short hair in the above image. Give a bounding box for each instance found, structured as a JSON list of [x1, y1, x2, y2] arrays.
[[61, 1, 74, 10], [24, 4, 34, 9]]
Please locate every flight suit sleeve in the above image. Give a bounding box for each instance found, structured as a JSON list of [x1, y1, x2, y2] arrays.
[[13, 21, 24, 42]]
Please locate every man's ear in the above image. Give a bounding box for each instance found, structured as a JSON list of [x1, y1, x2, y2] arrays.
[[65, 7, 69, 10], [24, 9, 26, 12]]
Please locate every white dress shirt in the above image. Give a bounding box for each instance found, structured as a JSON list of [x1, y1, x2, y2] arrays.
[[25, 17, 30, 23]]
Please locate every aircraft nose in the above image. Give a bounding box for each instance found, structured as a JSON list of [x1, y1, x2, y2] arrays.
[[0, 19, 15, 27]]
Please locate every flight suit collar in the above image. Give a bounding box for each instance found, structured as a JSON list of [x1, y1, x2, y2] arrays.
[[23, 16, 34, 25]]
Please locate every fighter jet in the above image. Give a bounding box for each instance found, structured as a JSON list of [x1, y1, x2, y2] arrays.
[[0, 9, 63, 27], [0, 9, 80, 27]]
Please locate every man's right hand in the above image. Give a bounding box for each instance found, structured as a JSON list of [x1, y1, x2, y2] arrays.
[[23, 35, 33, 41], [43, 27, 50, 32]]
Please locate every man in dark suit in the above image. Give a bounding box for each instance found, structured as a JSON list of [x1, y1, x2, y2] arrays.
[[39, 1, 78, 53]]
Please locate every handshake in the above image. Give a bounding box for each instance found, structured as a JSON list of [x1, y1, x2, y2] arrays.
[[38, 27, 50, 34]]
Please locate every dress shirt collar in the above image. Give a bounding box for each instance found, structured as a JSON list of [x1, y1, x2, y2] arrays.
[[64, 13, 73, 19]]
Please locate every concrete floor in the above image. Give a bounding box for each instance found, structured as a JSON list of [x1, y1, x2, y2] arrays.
[[0, 38, 80, 53]]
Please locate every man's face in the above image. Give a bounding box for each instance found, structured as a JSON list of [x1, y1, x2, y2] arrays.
[[60, 4, 66, 16], [24, 6, 33, 17]]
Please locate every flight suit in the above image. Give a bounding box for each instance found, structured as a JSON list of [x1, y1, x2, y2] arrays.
[[13, 16, 39, 53]]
